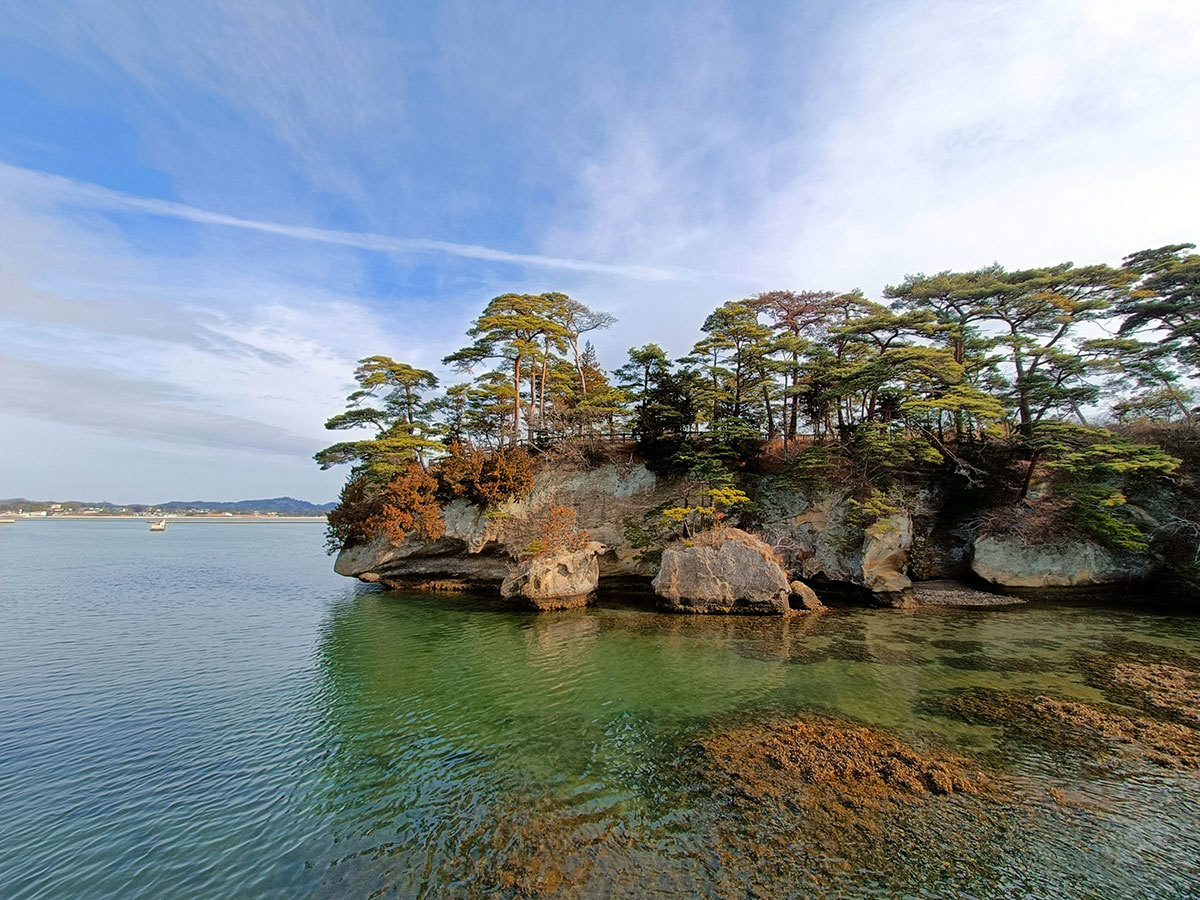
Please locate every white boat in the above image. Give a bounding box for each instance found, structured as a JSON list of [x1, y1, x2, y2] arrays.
[[0, 518, 14, 524], [149, 519, 167, 532]]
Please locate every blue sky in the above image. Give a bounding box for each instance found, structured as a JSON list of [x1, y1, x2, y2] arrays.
[[1, 0, 1198, 502]]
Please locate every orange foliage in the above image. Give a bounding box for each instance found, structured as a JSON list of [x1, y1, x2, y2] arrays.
[[438, 442, 536, 506], [370, 462, 445, 544], [531, 505, 591, 557]]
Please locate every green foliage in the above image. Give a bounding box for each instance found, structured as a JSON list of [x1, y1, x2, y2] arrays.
[[315, 356, 443, 480], [845, 489, 902, 532], [778, 445, 837, 497], [1032, 422, 1180, 551], [1119, 243, 1200, 378]]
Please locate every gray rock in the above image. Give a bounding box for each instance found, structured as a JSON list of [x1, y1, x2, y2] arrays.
[[501, 542, 603, 610], [653, 528, 793, 615], [971, 535, 1156, 588], [759, 484, 917, 604]]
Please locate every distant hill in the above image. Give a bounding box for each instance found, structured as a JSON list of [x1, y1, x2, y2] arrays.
[[1, 496, 335, 515], [158, 497, 337, 514]]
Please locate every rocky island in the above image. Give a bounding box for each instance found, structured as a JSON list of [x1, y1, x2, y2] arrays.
[[320, 245, 1200, 614]]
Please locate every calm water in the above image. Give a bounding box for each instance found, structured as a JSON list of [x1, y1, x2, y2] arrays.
[[2, 519, 1199, 898]]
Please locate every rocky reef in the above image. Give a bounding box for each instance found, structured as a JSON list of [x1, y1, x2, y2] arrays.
[[335, 460, 1163, 612]]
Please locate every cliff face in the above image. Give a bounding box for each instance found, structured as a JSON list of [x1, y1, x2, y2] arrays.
[[335, 463, 683, 587], [334, 461, 1159, 600]]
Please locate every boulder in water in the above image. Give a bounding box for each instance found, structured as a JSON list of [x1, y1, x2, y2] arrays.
[[653, 528, 792, 615], [971, 535, 1155, 589], [501, 542, 604, 610], [789, 580, 825, 611]]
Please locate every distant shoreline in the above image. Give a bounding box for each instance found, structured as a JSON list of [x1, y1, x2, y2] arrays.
[[16, 515, 327, 522]]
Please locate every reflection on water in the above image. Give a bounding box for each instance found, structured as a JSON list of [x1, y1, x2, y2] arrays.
[[1, 521, 1199, 898]]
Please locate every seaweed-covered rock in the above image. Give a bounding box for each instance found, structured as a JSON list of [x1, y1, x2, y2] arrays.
[[653, 528, 792, 615]]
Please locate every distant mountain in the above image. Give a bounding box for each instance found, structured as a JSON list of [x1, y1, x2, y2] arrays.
[[157, 497, 336, 514]]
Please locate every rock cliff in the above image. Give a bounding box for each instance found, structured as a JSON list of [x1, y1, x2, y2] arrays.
[[334, 461, 1159, 606], [336, 463, 679, 587]]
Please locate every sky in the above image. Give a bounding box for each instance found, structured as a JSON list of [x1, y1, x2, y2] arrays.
[[1, 0, 1198, 503]]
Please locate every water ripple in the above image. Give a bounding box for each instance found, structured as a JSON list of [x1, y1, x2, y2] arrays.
[[2, 520, 1199, 898]]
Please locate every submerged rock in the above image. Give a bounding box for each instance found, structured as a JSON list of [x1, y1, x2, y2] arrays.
[[702, 714, 994, 802], [941, 687, 1200, 769], [653, 528, 793, 615], [970, 535, 1155, 589], [500, 542, 604, 610]]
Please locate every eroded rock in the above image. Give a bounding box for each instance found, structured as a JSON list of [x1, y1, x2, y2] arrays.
[[861, 513, 915, 607], [501, 542, 603, 610], [653, 528, 792, 615]]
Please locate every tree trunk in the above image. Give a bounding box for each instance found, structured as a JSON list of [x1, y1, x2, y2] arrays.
[[571, 338, 587, 396], [760, 369, 775, 438], [512, 356, 522, 445], [540, 336, 550, 429], [1018, 448, 1041, 500]]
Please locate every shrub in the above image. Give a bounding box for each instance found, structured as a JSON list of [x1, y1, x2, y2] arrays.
[[325, 475, 384, 553], [524, 505, 591, 558], [437, 442, 537, 506], [323, 464, 444, 553], [372, 462, 445, 544], [845, 489, 901, 532]]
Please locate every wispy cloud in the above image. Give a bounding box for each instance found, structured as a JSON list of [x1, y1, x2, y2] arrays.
[[0, 163, 689, 281]]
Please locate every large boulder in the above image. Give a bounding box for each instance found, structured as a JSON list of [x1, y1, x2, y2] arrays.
[[501, 542, 604, 610], [971, 535, 1156, 589], [652, 528, 793, 615]]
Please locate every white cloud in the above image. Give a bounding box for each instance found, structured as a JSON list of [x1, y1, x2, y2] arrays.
[[540, 0, 1200, 355]]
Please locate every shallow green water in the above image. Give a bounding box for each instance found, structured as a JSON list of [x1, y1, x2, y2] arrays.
[[1, 520, 1199, 898]]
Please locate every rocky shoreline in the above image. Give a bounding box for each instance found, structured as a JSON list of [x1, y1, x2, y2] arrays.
[[335, 461, 1160, 614]]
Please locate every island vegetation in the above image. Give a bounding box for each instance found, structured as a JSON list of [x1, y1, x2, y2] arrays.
[[319, 243, 1200, 599]]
